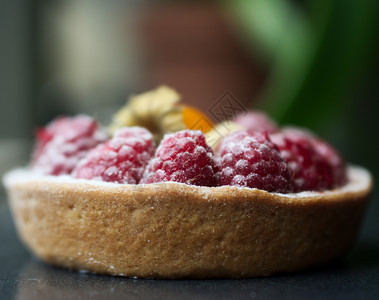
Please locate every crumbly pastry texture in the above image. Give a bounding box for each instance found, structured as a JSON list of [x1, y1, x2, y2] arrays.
[[4, 166, 372, 279]]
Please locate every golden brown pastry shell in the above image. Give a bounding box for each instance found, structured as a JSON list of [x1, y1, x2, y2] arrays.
[[4, 166, 373, 279]]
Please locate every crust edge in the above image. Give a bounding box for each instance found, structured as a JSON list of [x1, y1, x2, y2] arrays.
[[4, 166, 373, 278]]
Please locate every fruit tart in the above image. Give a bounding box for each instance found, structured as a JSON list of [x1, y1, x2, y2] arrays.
[[3, 86, 373, 279]]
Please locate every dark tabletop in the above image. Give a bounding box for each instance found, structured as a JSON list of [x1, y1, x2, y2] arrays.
[[1, 190, 379, 300]]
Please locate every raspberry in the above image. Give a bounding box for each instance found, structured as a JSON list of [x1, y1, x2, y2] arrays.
[[72, 127, 155, 184], [312, 138, 347, 186], [270, 127, 346, 192], [141, 130, 219, 186], [31, 115, 106, 175], [218, 130, 293, 193], [234, 111, 278, 133]]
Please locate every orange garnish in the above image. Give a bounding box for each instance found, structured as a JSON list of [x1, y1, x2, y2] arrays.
[[181, 105, 213, 133]]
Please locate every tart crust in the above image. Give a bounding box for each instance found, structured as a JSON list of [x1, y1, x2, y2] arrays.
[[4, 166, 373, 279]]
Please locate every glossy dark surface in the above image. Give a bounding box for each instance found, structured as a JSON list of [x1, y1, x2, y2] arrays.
[[1, 190, 378, 300]]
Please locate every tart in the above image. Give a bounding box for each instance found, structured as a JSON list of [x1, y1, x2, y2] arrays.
[[3, 86, 374, 278]]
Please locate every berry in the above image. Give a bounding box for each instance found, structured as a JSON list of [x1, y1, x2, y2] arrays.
[[141, 130, 219, 186], [279, 127, 347, 189], [234, 111, 278, 133], [270, 127, 346, 192], [31, 115, 106, 175], [218, 130, 293, 193], [72, 127, 155, 184], [311, 138, 347, 186]]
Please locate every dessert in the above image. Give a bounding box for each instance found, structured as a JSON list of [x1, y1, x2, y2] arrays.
[[3, 86, 373, 279]]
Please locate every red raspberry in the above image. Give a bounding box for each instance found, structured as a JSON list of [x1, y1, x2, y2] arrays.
[[72, 127, 155, 184], [277, 127, 347, 189], [218, 130, 293, 193], [141, 130, 219, 187], [312, 138, 347, 186], [234, 111, 278, 133], [270, 127, 346, 192], [31, 115, 106, 175]]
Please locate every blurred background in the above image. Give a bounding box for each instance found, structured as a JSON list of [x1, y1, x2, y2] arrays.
[[0, 0, 378, 203]]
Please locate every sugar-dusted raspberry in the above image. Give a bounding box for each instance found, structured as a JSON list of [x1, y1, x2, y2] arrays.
[[141, 130, 219, 186], [234, 111, 278, 133], [277, 127, 347, 189], [72, 127, 155, 184], [311, 138, 347, 186], [31, 115, 107, 175], [218, 130, 293, 193]]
